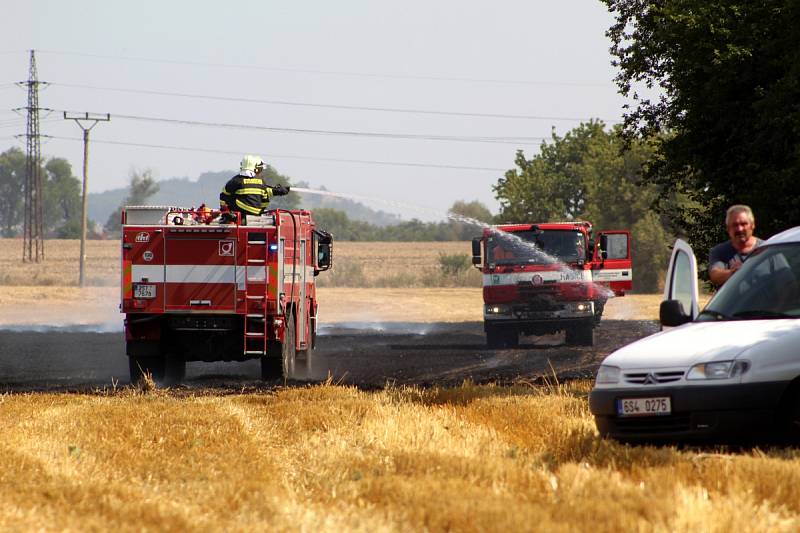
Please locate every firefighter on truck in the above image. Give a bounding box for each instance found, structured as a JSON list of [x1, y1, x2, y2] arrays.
[[471, 222, 632, 349], [219, 155, 291, 224]]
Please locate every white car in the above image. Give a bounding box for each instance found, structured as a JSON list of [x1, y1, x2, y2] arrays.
[[590, 227, 800, 441]]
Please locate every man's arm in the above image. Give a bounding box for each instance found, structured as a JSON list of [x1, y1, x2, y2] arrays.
[[709, 264, 738, 286], [708, 245, 742, 287]]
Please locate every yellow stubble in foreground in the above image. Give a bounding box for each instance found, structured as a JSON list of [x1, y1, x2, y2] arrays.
[[1, 384, 800, 532]]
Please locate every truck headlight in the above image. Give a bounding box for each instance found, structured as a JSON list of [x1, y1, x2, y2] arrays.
[[566, 302, 593, 314], [686, 360, 749, 380], [486, 304, 510, 315], [595, 365, 621, 384]]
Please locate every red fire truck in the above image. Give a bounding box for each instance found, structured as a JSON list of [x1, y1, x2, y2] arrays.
[[120, 206, 332, 384], [471, 222, 631, 348]]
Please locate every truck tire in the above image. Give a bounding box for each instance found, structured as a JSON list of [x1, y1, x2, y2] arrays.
[[486, 326, 518, 348], [295, 314, 313, 379], [261, 312, 296, 380], [260, 356, 282, 380], [486, 325, 504, 348], [163, 353, 186, 386], [565, 321, 594, 346], [129, 355, 165, 385], [504, 329, 519, 348], [281, 312, 297, 379]]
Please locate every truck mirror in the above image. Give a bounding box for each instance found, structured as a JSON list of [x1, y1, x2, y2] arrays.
[[318, 243, 331, 267], [471, 238, 482, 265], [314, 231, 333, 274], [659, 299, 692, 327]]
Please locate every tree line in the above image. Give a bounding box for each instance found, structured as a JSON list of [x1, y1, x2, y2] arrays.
[[0, 147, 83, 238], [2, 1, 796, 293]]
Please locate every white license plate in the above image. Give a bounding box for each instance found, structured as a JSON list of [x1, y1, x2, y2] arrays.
[[133, 284, 156, 299], [617, 397, 671, 417]]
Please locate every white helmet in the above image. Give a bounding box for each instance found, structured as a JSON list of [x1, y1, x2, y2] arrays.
[[240, 154, 265, 173]]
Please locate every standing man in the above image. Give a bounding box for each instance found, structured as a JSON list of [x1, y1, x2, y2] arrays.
[[709, 204, 763, 287], [219, 155, 290, 223]]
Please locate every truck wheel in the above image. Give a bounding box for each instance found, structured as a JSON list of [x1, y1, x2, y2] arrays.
[[260, 356, 282, 380], [129, 356, 165, 385], [295, 318, 314, 379], [163, 353, 186, 386], [504, 329, 519, 348], [261, 312, 296, 380], [281, 312, 297, 379], [565, 321, 594, 346], [486, 326, 504, 348]]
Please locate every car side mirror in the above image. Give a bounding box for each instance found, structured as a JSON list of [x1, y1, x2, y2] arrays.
[[659, 299, 692, 327], [471, 238, 482, 266]]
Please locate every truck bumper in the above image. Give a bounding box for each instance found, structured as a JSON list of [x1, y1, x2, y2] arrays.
[[589, 382, 790, 442], [484, 301, 594, 322]]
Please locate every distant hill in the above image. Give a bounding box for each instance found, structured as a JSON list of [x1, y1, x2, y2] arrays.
[[87, 170, 402, 227]]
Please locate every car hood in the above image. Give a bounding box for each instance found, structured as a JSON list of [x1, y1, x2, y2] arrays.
[[602, 319, 800, 369]]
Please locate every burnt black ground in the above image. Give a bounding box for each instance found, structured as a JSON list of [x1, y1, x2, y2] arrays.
[[0, 319, 659, 392]]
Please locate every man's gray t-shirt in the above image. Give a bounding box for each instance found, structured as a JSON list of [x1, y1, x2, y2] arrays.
[[709, 239, 763, 272]]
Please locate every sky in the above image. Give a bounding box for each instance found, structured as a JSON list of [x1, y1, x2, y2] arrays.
[[0, 0, 626, 220]]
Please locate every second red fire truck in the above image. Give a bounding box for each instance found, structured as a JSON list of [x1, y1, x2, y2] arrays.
[[121, 206, 332, 384], [472, 222, 632, 348]]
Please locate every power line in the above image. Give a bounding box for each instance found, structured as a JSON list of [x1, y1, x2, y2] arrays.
[[48, 134, 509, 172], [51, 82, 612, 123], [105, 112, 548, 145], [37, 49, 612, 88]]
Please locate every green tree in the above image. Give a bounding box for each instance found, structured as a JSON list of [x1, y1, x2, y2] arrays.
[[494, 123, 671, 292], [105, 169, 160, 233], [603, 0, 800, 258], [42, 157, 81, 237], [494, 123, 610, 224], [0, 148, 26, 237]]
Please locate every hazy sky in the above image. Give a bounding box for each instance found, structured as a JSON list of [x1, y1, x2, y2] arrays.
[[0, 0, 625, 220]]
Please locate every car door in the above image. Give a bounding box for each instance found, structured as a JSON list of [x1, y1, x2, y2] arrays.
[[592, 230, 633, 295], [663, 239, 699, 320]]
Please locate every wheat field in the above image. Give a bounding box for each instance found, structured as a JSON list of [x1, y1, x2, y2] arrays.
[[2, 382, 799, 531], [0, 239, 479, 288], [1, 239, 776, 532]]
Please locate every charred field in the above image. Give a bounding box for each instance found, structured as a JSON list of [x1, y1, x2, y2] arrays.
[[1, 239, 789, 531]]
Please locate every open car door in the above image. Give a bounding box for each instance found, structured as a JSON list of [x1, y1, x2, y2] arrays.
[[662, 239, 700, 323]]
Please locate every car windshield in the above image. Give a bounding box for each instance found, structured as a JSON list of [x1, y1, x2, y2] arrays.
[[699, 243, 800, 320], [487, 229, 585, 265]]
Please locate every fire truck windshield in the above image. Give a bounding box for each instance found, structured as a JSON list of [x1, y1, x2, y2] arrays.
[[487, 229, 585, 265]]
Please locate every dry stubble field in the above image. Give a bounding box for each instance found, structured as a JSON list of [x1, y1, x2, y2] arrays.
[[1, 238, 793, 531]]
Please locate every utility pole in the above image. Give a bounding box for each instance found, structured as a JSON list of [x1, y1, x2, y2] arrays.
[[20, 50, 45, 263], [63, 112, 110, 287]]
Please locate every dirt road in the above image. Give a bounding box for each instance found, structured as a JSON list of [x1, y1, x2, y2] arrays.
[[0, 318, 658, 391]]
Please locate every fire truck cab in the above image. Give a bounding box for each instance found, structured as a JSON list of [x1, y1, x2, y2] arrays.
[[472, 222, 631, 348], [120, 206, 332, 384]]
